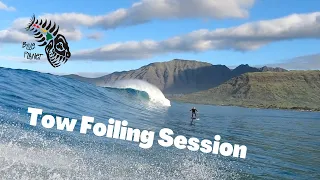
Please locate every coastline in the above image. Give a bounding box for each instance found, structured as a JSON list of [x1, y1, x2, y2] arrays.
[[169, 98, 320, 112]]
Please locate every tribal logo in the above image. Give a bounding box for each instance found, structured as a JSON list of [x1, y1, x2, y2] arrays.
[[25, 14, 71, 68]]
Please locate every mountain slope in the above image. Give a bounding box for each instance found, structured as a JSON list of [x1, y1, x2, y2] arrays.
[[173, 71, 320, 111], [97, 59, 224, 94], [63, 59, 287, 94]]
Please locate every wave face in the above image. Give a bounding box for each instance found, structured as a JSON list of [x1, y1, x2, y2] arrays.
[[105, 87, 150, 101], [1, 67, 319, 180], [105, 79, 171, 107]]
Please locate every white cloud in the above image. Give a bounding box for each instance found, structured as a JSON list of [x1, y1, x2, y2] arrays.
[[0, 30, 32, 43], [87, 32, 104, 40], [0, 22, 82, 44], [59, 28, 83, 41], [12, 0, 255, 30], [0, 1, 15, 11], [1, 0, 254, 44], [265, 54, 320, 70], [71, 12, 320, 61]]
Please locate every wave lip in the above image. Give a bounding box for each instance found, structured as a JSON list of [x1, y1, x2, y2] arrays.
[[105, 79, 171, 107]]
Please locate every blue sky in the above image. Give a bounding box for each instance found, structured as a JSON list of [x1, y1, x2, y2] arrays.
[[0, 0, 319, 77]]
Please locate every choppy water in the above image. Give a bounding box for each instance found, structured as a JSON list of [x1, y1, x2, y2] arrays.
[[0, 67, 319, 180]]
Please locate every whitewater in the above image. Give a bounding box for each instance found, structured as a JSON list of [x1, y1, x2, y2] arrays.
[[0, 67, 319, 180], [104, 79, 171, 107]]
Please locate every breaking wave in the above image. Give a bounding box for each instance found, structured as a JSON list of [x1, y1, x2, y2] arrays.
[[105, 79, 171, 107]]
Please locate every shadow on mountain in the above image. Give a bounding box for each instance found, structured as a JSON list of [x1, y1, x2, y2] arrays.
[[165, 64, 276, 94]]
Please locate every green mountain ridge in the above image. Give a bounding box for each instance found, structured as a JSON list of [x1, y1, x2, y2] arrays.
[[173, 70, 320, 111]]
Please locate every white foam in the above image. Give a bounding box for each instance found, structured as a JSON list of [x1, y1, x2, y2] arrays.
[[105, 79, 171, 107]]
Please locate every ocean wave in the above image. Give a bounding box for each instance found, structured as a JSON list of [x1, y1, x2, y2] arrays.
[[104, 79, 171, 107], [105, 87, 150, 101]]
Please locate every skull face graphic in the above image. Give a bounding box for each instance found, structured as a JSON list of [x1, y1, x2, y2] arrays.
[[45, 34, 71, 67], [26, 15, 71, 68]]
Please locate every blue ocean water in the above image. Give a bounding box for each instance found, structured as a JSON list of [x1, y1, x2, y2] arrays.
[[0, 67, 319, 180]]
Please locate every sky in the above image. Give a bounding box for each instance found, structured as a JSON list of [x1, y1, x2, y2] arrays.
[[0, 0, 319, 77]]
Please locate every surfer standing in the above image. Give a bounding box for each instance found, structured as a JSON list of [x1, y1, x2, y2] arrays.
[[190, 107, 198, 118]]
